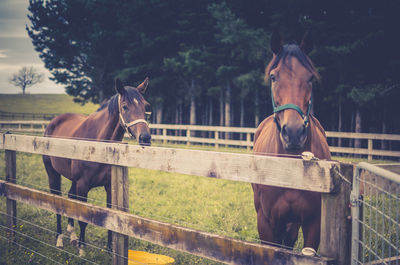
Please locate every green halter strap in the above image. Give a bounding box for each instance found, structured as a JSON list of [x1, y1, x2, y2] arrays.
[[271, 87, 312, 131]]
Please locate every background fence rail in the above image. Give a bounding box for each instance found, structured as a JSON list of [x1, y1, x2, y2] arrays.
[[1, 120, 400, 161]]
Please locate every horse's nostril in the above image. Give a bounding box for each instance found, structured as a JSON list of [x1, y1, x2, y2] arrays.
[[281, 125, 289, 140], [139, 134, 151, 143]]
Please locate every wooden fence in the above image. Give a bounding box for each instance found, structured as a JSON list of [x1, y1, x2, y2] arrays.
[[0, 132, 353, 265], [1, 120, 400, 161], [0, 111, 57, 120]]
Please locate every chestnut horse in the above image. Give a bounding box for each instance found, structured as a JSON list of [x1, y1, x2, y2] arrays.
[[43, 78, 151, 255], [252, 32, 331, 252]]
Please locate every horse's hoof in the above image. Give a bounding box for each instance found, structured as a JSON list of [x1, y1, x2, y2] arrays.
[[301, 247, 316, 257], [70, 232, 78, 245], [79, 246, 85, 257], [56, 234, 64, 248], [67, 223, 74, 233]]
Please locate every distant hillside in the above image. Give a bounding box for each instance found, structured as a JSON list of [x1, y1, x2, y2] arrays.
[[0, 94, 99, 115]]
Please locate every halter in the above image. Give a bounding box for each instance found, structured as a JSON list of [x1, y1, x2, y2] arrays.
[[118, 94, 149, 137], [271, 86, 312, 132]]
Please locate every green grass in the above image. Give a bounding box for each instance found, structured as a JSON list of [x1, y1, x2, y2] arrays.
[[0, 94, 98, 115]]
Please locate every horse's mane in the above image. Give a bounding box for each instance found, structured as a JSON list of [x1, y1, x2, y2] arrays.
[[96, 87, 145, 116], [265, 42, 320, 83]]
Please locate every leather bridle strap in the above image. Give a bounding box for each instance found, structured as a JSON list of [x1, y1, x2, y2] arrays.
[[118, 95, 148, 137]]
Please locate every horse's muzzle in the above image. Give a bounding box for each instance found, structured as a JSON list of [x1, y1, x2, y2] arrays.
[[280, 123, 307, 151], [138, 133, 151, 146]]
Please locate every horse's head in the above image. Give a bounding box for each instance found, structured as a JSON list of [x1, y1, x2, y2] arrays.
[[115, 78, 151, 146], [266, 32, 319, 152]]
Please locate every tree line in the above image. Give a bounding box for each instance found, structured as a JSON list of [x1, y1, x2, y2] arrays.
[[27, 0, 400, 139]]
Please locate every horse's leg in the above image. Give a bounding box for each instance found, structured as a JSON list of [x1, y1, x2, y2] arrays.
[[301, 215, 321, 251], [43, 156, 63, 247], [105, 183, 112, 251], [67, 181, 78, 245], [283, 222, 301, 248], [76, 179, 89, 256], [256, 210, 276, 245]]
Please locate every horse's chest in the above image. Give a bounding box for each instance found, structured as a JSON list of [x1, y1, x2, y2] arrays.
[[71, 161, 111, 187]]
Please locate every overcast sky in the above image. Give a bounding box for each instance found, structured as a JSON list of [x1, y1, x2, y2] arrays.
[[0, 0, 65, 94]]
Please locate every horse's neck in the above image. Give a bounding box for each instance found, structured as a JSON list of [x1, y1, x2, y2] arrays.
[[89, 108, 125, 142]]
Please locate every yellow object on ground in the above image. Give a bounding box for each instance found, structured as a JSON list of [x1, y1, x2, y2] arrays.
[[128, 250, 175, 265]]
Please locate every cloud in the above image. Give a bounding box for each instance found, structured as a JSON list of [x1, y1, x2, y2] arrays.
[[0, 0, 30, 38], [0, 50, 9, 58]]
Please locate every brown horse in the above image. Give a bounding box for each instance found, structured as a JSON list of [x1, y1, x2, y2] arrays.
[[43, 78, 151, 255], [252, 32, 331, 252]]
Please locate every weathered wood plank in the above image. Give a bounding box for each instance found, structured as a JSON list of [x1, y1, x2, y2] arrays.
[[1, 133, 338, 193], [0, 181, 335, 265], [320, 163, 353, 265]]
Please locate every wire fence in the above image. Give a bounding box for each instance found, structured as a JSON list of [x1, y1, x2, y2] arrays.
[[0, 210, 149, 265], [351, 162, 400, 265]]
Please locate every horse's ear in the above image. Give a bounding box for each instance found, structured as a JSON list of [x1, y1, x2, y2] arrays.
[[271, 31, 283, 54], [115, 78, 126, 95], [137, 77, 149, 94], [300, 31, 313, 54]]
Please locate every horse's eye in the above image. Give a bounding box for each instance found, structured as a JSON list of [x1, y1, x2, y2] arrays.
[[270, 74, 276, 83], [122, 105, 128, 111]]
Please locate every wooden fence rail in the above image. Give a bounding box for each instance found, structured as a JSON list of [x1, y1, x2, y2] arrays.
[[1, 120, 400, 161], [0, 133, 350, 264]]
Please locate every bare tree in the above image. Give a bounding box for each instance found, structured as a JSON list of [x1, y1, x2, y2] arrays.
[[9, 66, 44, 94]]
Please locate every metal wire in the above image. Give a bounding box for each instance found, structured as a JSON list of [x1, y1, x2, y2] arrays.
[[0, 211, 144, 264], [333, 166, 352, 186], [0, 210, 112, 255], [0, 233, 64, 265], [0, 224, 99, 265]]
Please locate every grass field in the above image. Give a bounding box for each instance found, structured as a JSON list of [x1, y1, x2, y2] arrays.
[[0, 94, 98, 115], [0, 94, 395, 264]]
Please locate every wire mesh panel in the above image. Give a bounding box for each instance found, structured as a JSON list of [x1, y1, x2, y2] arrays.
[[351, 162, 400, 265]]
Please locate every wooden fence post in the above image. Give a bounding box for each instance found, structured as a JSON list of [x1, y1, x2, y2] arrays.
[[162, 128, 167, 145], [187, 129, 191, 146], [5, 150, 16, 242], [246, 133, 251, 151], [367, 139, 373, 161], [215, 131, 219, 149], [320, 162, 353, 265], [111, 165, 129, 265]]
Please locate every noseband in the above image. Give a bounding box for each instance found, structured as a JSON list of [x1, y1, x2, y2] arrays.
[[118, 95, 149, 137], [271, 86, 312, 132]]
